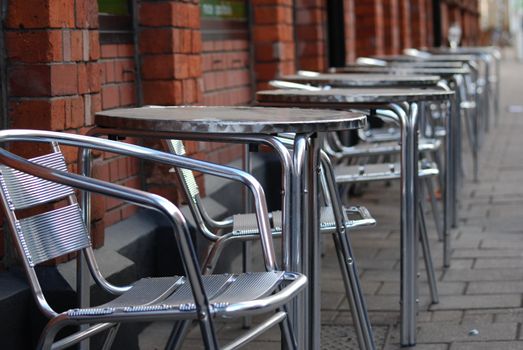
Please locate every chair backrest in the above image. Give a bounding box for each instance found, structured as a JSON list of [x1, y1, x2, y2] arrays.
[[165, 139, 201, 205], [0, 150, 91, 267]]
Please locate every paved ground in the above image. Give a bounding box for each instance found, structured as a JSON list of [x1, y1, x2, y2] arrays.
[[139, 56, 523, 349]]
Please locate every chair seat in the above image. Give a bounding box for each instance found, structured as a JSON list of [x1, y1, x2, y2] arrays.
[[335, 161, 439, 183], [345, 138, 441, 157], [360, 127, 443, 146], [68, 271, 287, 319]]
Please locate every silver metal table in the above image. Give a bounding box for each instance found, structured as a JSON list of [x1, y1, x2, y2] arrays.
[[328, 66, 472, 240], [256, 87, 454, 347], [91, 106, 367, 350], [281, 73, 441, 88]]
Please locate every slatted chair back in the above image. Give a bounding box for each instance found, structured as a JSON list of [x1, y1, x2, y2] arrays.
[[0, 150, 91, 268], [165, 139, 200, 204]]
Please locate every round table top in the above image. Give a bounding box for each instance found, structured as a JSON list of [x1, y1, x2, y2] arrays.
[[256, 87, 454, 105], [428, 47, 500, 56], [95, 106, 367, 134], [374, 54, 479, 62], [343, 61, 464, 68], [280, 73, 441, 87], [330, 66, 471, 78]]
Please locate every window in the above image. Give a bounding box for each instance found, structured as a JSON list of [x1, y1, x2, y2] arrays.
[[98, 0, 133, 44], [200, 0, 248, 40]]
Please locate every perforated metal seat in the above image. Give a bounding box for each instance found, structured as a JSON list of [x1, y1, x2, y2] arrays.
[[334, 161, 439, 183], [0, 130, 306, 350]]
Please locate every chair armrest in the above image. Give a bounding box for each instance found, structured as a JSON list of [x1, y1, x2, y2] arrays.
[[0, 129, 278, 273]]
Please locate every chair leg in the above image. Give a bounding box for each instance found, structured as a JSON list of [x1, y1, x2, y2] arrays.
[[425, 177, 444, 242], [165, 320, 192, 350], [418, 201, 439, 304], [331, 232, 376, 350], [279, 306, 298, 350], [101, 324, 120, 350], [242, 241, 252, 329]]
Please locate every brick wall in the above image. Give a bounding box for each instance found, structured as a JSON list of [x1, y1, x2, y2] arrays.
[[5, 0, 104, 253], [343, 0, 356, 63], [0, 0, 483, 265], [295, 0, 327, 71], [411, 0, 428, 48], [252, 0, 295, 90], [202, 39, 252, 105], [399, 0, 412, 49], [354, 0, 384, 57], [383, 0, 400, 55]]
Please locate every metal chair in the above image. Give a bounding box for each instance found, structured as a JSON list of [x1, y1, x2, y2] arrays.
[[166, 139, 377, 350], [0, 129, 307, 350], [333, 159, 440, 304]]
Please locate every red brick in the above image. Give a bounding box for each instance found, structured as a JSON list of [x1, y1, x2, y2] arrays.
[[141, 55, 175, 80], [71, 31, 83, 61], [140, 29, 178, 53], [142, 80, 183, 105], [50, 64, 78, 95], [119, 83, 136, 106], [121, 204, 139, 220], [103, 208, 121, 228], [87, 62, 102, 92], [7, 1, 56, 28], [188, 55, 202, 78], [75, 0, 98, 29], [78, 63, 88, 93], [6, 31, 62, 63], [101, 85, 119, 109], [9, 64, 51, 97], [89, 31, 100, 60], [91, 93, 102, 115], [139, 2, 173, 26], [101, 44, 118, 58], [180, 30, 192, 53], [65, 96, 84, 129], [117, 44, 134, 58], [120, 60, 135, 82], [49, 0, 76, 28], [104, 61, 115, 82], [253, 25, 294, 42], [182, 79, 197, 104], [192, 32, 202, 53], [9, 98, 66, 130], [254, 6, 292, 24], [90, 220, 104, 249]]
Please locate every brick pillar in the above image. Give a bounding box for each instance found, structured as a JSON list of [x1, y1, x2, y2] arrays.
[[252, 0, 295, 90], [138, 0, 205, 199], [383, 0, 400, 55], [295, 0, 327, 71], [399, 0, 411, 49], [440, 1, 449, 45], [5, 0, 102, 251], [425, 0, 434, 47], [354, 0, 384, 57], [343, 0, 356, 62], [139, 0, 203, 105], [410, 0, 427, 48]]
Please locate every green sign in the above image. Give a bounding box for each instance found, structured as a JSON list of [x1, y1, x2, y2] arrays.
[[98, 0, 130, 15], [200, 0, 246, 20]]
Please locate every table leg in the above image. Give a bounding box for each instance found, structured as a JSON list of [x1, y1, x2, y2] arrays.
[[291, 135, 309, 349], [390, 103, 420, 346], [307, 134, 323, 350], [291, 133, 323, 350], [444, 91, 457, 267]]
